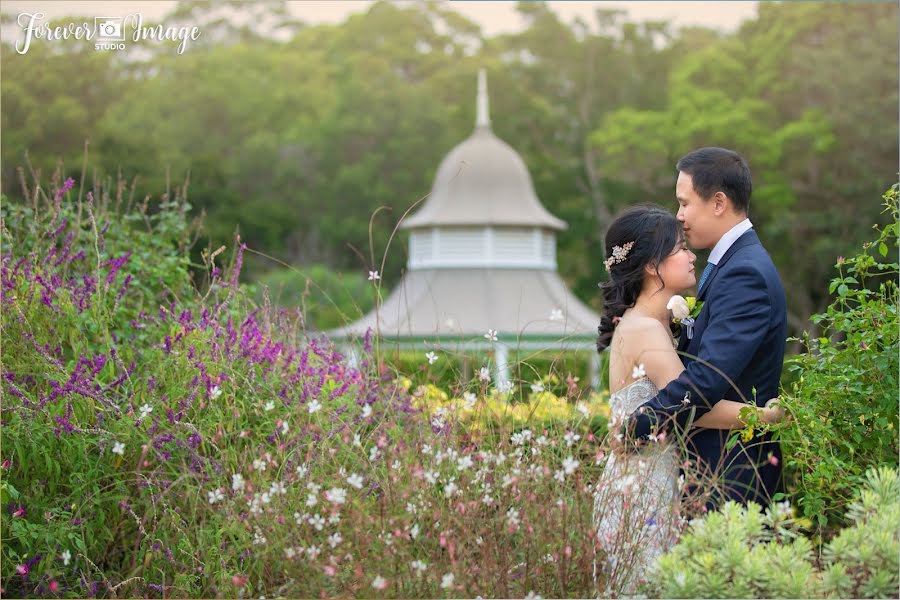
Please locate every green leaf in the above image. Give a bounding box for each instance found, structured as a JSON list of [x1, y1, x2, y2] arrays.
[[879, 241, 888, 257]]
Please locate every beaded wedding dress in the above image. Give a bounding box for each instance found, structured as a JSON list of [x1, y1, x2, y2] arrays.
[[592, 377, 682, 597]]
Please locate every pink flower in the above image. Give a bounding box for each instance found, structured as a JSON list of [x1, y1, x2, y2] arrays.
[[372, 575, 388, 590], [324, 565, 337, 577], [49, 580, 60, 593], [15, 564, 28, 576], [231, 575, 248, 587], [768, 453, 779, 467]]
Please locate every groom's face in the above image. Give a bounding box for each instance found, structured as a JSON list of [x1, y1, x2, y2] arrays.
[[675, 172, 718, 250]]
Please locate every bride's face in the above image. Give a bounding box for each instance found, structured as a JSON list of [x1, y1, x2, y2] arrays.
[[656, 238, 696, 292]]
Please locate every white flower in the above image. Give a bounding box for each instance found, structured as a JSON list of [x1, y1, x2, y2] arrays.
[[269, 481, 287, 496], [308, 400, 322, 414], [309, 513, 326, 531], [424, 470, 439, 485], [484, 328, 498, 342], [674, 572, 687, 587], [457, 455, 474, 471], [353, 434, 362, 447], [549, 308, 564, 321], [444, 481, 458, 497], [411, 559, 427, 574], [232, 473, 245, 492], [296, 463, 308, 477], [139, 403, 153, 419], [576, 403, 591, 418], [368, 270, 381, 281], [497, 380, 513, 394], [347, 473, 364, 489], [564, 431, 581, 447], [482, 494, 494, 505], [208, 488, 225, 504], [511, 429, 532, 446], [209, 386, 222, 400], [372, 575, 388, 590], [328, 532, 343, 548], [463, 392, 477, 408], [306, 544, 321, 559], [362, 404, 373, 418], [264, 400, 275, 411], [479, 366, 491, 382], [280, 421, 289, 435], [530, 381, 545, 394], [305, 492, 318, 507], [409, 523, 420, 539], [252, 459, 267, 472], [284, 547, 296, 559], [328, 513, 341, 525], [666, 295, 691, 320], [112, 441, 125, 456], [440, 573, 455, 589], [369, 446, 380, 461], [632, 363, 646, 379], [525, 592, 543, 600], [562, 456, 580, 475], [61, 549, 71, 566], [553, 470, 565, 482], [506, 507, 521, 526], [325, 487, 347, 504], [425, 351, 438, 365]]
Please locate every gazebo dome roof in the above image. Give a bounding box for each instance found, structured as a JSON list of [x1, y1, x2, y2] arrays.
[[402, 71, 566, 231]]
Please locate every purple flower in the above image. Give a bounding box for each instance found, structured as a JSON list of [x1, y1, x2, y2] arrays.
[[55, 177, 75, 200]]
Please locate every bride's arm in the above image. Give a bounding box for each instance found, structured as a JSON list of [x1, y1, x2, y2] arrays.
[[693, 399, 783, 429], [636, 322, 784, 430]]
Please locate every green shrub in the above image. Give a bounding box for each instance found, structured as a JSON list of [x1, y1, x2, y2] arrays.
[[249, 263, 374, 331], [774, 184, 899, 530], [651, 467, 899, 599], [819, 466, 900, 599]]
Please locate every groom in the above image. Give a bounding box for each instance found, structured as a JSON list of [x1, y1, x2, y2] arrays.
[[626, 147, 787, 510]]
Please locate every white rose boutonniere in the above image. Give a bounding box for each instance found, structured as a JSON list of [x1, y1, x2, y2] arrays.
[[668, 295, 703, 339]]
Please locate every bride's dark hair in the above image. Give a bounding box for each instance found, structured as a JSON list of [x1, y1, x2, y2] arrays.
[[596, 205, 684, 352]]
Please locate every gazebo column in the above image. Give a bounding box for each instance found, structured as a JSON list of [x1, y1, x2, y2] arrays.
[[494, 343, 510, 386], [589, 350, 602, 390]]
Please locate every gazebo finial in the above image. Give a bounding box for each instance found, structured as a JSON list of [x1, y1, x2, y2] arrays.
[[476, 68, 490, 129]]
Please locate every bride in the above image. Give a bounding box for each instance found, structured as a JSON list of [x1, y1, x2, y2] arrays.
[[591, 205, 784, 597]]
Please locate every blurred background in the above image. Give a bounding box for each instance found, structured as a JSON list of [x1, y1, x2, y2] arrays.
[[2, 0, 897, 340]]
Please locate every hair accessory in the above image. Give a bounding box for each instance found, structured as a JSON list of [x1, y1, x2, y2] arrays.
[[604, 241, 635, 272]]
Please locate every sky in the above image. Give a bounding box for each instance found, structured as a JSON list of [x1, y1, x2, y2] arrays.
[[2, 1, 760, 47]]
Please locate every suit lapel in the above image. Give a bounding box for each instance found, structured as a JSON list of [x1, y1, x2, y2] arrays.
[[696, 230, 760, 301]]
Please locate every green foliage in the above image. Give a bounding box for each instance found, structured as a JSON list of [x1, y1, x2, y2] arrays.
[[774, 185, 899, 530], [651, 467, 900, 599], [250, 263, 374, 331], [820, 467, 900, 599]]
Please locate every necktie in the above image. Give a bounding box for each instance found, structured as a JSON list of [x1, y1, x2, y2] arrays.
[[698, 262, 715, 292]]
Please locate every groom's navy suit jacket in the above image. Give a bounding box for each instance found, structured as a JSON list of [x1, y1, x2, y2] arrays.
[[627, 229, 787, 509]]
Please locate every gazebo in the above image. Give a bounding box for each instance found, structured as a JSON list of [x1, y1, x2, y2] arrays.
[[330, 70, 603, 387]]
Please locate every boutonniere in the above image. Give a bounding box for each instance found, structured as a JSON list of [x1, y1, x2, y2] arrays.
[[667, 295, 704, 339]]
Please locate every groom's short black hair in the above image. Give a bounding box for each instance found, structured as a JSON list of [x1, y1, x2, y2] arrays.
[[676, 147, 752, 214]]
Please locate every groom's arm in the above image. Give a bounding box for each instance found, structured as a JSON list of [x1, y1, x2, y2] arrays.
[[625, 264, 772, 440]]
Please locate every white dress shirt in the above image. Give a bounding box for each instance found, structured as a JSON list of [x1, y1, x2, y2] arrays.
[[708, 218, 753, 265]]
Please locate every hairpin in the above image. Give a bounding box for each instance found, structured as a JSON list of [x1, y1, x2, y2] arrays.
[[604, 241, 635, 272]]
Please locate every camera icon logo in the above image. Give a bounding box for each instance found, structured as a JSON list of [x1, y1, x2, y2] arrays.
[[95, 17, 124, 41]]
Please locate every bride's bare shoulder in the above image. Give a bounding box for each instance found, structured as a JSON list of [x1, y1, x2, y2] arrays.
[[614, 316, 672, 349]]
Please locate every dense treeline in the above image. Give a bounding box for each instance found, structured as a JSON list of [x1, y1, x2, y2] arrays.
[[2, 0, 897, 336]]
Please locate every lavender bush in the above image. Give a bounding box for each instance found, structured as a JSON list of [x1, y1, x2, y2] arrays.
[[1, 178, 624, 598]]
